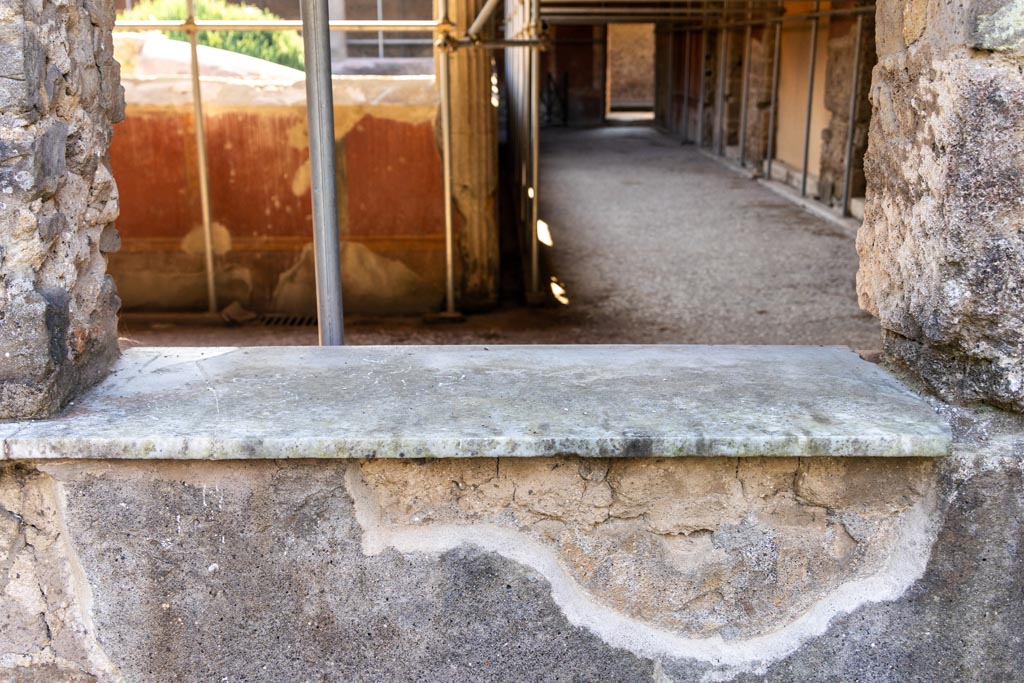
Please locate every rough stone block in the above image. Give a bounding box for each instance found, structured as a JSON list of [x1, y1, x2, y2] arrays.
[[971, 0, 1024, 53], [0, 0, 122, 419], [858, 52, 1024, 411]]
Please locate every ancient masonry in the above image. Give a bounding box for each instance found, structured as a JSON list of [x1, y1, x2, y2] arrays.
[[0, 0, 124, 418], [857, 0, 1024, 412]]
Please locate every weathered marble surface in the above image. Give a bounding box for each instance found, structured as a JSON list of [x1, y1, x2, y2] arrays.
[[1, 345, 950, 459]]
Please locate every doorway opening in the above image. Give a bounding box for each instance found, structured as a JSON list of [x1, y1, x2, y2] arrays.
[[606, 23, 656, 123]]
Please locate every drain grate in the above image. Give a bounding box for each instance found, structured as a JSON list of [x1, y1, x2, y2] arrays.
[[258, 312, 318, 327]]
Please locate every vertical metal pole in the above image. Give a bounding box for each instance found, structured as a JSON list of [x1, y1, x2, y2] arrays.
[[738, 22, 752, 166], [841, 14, 864, 217], [666, 28, 675, 131], [801, 0, 820, 197], [435, 0, 457, 315], [185, 0, 217, 314], [681, 31, 691, 141], [301, 0, 345, 344], [529, 0, 540, 296], [765, 20, 781, 180], [439, 49, 457, 314], [714, 25, 728, 156], [696, 28, 707, 146], [376, 0, 385, 57]]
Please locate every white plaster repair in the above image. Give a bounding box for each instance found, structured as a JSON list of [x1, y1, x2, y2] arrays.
[[49, 478, 124, 681], [344, 465, 942, 679]]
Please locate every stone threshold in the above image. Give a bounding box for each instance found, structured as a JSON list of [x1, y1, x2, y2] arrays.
[[0, 345, 951, 460]]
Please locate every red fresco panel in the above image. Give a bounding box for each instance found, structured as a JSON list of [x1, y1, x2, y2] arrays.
[[344, 114, 445, 239], [204, 109, 313, 239], [109, 110, 196, 239]]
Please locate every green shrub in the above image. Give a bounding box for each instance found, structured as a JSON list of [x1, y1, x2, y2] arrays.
[[119, 0, 304, 71]]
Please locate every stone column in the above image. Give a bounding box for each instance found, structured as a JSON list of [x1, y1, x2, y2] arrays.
[[857, 0, 1024, 411], [0, 0, 124, 419], [437, 0, 500, 310]]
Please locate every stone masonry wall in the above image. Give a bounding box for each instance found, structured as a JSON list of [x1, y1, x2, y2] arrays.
[[858, 0, 1024, 412], [0, 0, 123, 419]]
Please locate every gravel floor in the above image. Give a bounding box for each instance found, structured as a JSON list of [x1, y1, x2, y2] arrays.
[[120, 126, 881, 350]]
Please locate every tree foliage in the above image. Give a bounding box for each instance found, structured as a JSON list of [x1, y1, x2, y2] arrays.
[[119, 0, 304, 71]]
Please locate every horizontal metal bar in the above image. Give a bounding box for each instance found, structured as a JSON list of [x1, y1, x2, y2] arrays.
[[456, 37, 546, 47], [543, 16, 709, 22], [717, 6, 876, 29], [543, 5, 873, 26], [114, 19, 439, 33], [542, 6, 776, 12], [541, 0, 783, 3], [346, 38, 433, 45]]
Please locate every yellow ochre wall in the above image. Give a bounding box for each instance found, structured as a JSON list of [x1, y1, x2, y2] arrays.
[[775, 1, 831, 181]]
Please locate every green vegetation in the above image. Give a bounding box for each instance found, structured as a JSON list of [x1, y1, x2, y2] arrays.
[[119, 0, 304, 70]]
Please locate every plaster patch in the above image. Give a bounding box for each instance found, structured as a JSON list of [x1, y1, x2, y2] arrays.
[[344, 463, 942, 677]]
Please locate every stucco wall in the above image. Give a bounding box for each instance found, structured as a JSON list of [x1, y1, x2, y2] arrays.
[[774, 2, 832, 182], [607, 24, 656, 111]]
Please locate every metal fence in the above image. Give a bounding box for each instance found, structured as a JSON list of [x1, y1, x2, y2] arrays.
[[650, 1, 875, 217]]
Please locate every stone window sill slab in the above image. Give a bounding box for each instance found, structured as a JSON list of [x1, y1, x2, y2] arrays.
[[0, 345, 951, 460]]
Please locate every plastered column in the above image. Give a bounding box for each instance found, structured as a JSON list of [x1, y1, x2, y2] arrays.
[[437, 0, 500, 310], [0, 0, 124, 418], [858, 0, 1024, 411]]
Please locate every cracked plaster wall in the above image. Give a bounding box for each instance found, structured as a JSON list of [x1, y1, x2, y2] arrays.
[[2, 445, 1021, 682], [0, 0, 124, 419]]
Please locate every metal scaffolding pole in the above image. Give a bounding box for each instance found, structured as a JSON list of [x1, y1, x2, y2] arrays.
[[801, 0, 820, 197], [438, 0, 458, 316], [738, 18, 752, 166], [714, 24, 728, 155], [764, 20, 781, 180], [841, 14, 864, 217], [681, 30, 691, 141], [301, 0, 345, 344], [467, 0, 503, 40], [185, 0, 217, 314], [529, 0, 541, 298], [114, 19, 440, 31], [666, 28, 675, 130], [696, 28, 707, 146]]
